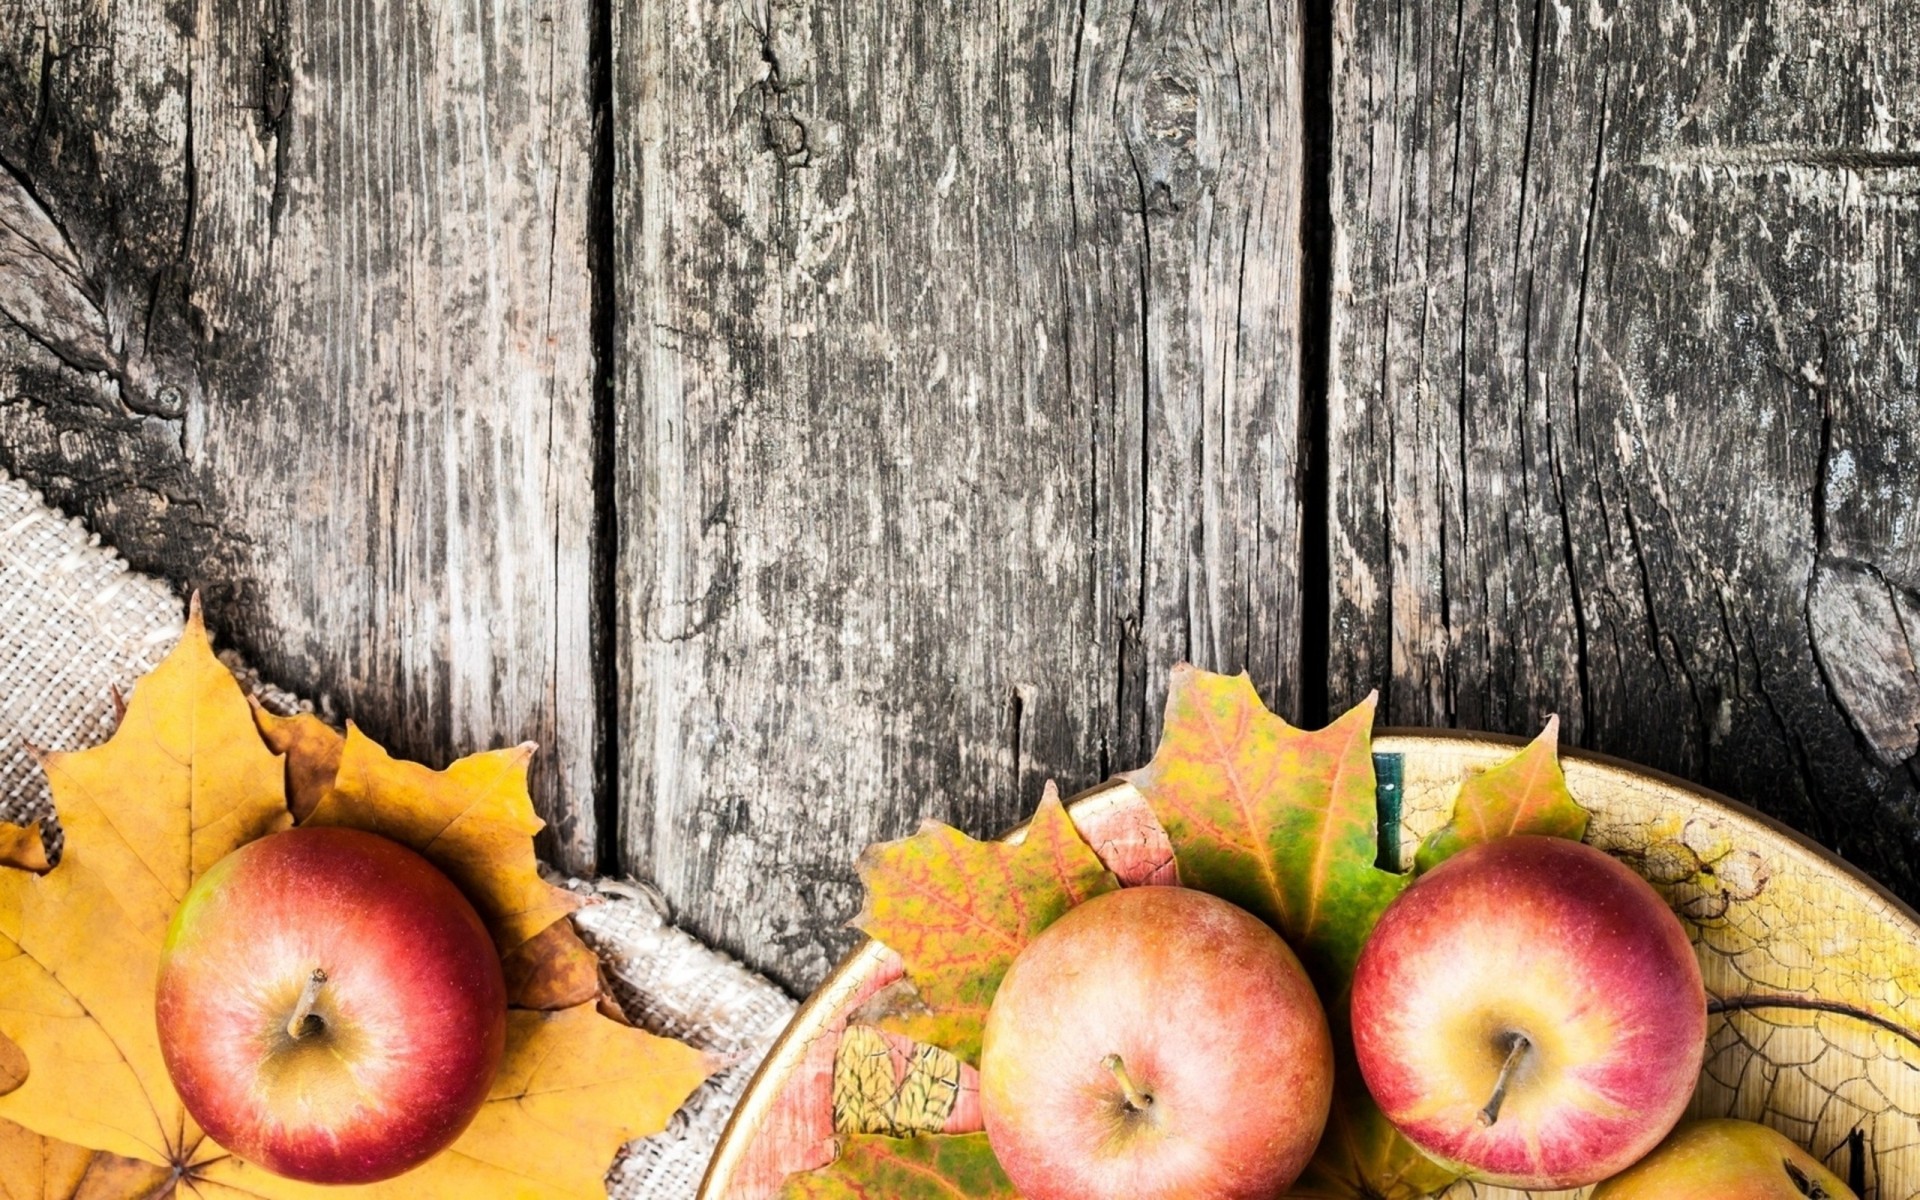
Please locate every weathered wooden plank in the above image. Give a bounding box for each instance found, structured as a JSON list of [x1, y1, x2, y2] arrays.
[[616, 0, 1307, 990], [0, 0, 600, 870], [1328, 0, 1920, 897]]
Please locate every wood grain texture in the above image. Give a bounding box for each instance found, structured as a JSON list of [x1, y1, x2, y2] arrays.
[[1327, 0, 1920, 899], [614, 0, 1307, 990], [0, 0, 601, 870]]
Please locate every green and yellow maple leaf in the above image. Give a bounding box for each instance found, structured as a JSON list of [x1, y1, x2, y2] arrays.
[[780, 1133, 1017, 1200], [1415, 716, 1587, 873], [1286, 1087, 1459, 1200], [852, 782, 1117, 1063], [1125, 667, 1403, 985]]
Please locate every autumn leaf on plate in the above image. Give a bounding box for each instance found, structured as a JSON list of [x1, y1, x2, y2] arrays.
[[780, 1133, 1018, 1200], [1286, 1087, 1457, 1200], [1414, 717, 1587, 873], [0, 609, 712, 1199], [852, 782, 1118, 1063], [1129, 667, 1459, 1200], [1126, 667, 1403, 985]]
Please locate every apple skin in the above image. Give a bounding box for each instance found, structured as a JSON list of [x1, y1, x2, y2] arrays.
[[156, 826, 507, 1184], [979, 886, 1334, 1200], [1590, 1119, 1856, 1199], [1351, 835, 1705, 1190]]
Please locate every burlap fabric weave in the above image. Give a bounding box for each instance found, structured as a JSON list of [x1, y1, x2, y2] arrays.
[[0, 469, 795, 1198]]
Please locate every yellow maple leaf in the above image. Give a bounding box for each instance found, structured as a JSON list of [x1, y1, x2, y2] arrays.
[[307, 725, 581, 956], [0, 605, 287, 1166], [190, 1005, 713, 1200], [254, 705, 603, 1009], [0, 822, 49, 873], [0, 1117, 174, 1200], [0, 609, 713, 1197]]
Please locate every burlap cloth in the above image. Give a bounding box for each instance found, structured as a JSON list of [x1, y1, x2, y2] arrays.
[[0, 469, 796, 1198]]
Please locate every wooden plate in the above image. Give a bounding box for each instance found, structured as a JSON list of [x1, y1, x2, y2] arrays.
[[700, 732, 1920, 1200]]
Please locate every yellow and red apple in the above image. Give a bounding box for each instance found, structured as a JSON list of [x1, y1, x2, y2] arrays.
[[979, 886, 1334, 1200], [1592, 1119, 1857, 1199], [156, 826, 507, 1183], [1351, 835, 1705, 1189]]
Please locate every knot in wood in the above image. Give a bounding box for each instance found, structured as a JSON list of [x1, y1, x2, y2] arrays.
[[764, 112, 810, 165], [1123, 62, 1204, 215]]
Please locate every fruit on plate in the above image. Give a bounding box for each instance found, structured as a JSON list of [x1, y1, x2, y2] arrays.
[[978, 886, 1334, 1200], [1350, 834, 1706, 1189], [156, 826, 508, 1183], [1590, 1118, 1856, 1198]]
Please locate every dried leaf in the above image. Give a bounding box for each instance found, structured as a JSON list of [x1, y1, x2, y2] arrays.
[[1414, 716, 1586, 873], [501, 915, 604, 1010], [0, 607, 287, 1167], [0, 822, 49, 873], [1126, 667, 1402, 984], [306, 725, 582, 955], [0, 1035, 23, 1097], [0, 1117, 175, 1200], [832, 1024, 964, 1136], [251, 705, 344, 822], [780, 1133, 1018, 1200], [852, 783, 1118, 1063]]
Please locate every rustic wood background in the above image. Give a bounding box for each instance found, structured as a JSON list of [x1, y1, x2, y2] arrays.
[[2, 0, 1916, 995]]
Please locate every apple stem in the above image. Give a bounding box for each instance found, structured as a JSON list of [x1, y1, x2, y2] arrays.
[[286, 968, 328, 1040], [1101, 1054, 1154, 1113], [1477, 1034, 1531, 1128]]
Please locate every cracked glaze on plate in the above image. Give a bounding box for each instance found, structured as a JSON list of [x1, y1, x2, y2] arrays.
[[702, 732, 1920, 1200]]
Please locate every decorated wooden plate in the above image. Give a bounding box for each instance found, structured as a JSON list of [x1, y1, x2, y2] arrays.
[[701, 731, 1920, 1200]]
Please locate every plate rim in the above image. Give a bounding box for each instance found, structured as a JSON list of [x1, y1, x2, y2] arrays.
[[696, 727, 1920, 1199]]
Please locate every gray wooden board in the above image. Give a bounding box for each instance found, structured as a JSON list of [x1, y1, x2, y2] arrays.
[[614, 0, 1307, 990], [1327, 0, 1920, 899], [0, 0, 602, 871]]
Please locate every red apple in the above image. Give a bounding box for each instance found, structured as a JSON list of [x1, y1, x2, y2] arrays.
[[979, 886, 1334, 1200], [1591, 1119, 1857, 1199], [1351, 835, 1705, 1189], [156, 826, 507, 1183]]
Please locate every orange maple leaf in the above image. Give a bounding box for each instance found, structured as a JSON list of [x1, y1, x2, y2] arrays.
[[0, 609, 712, 1198]]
